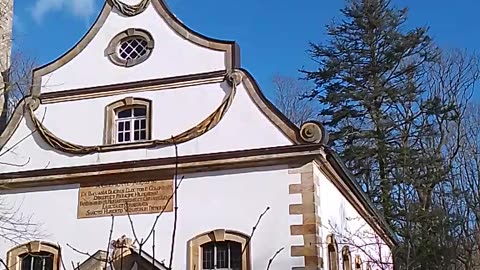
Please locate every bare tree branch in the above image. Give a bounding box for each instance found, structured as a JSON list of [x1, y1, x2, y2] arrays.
[[272, 74, 317, 126], [266, 247, 284, 270], [242, 206, 270, 255]]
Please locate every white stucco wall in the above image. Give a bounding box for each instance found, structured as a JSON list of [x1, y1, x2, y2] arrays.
[[39, 3, 227, 93], [314, 164, 393, 270], [0, 80, 292, 173], [0, 166, 299, 269]]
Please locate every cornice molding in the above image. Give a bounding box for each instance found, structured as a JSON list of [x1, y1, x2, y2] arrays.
[[0, 144, 322, 189], [40, 70, 227, 104]]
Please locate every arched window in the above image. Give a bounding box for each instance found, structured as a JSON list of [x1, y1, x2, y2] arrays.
[[188, 229, 250, 270], [327, 234, 339, 270], [342, 246, 352, 270], [354, 255, 363, 270], [105, 97, 152, 144], [6, 241, 60, 270]]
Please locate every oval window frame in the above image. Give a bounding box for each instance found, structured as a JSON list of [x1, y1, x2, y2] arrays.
[[105, 28, 154, 67]]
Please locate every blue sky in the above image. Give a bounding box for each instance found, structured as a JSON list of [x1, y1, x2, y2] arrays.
[[11, 0, 480, 100]]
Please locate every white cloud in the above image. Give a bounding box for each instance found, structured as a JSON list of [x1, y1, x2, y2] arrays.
[[31, 0, 96, 23]]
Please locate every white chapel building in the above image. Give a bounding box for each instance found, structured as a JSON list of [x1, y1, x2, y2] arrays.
[[0, 0, 396, 269]]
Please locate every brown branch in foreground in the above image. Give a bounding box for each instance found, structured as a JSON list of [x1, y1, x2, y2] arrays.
[[57, 242, 67, 270], [123, 140, 184, 266], [104, 215, 115, 270], [142, 175, 184, 245], [168, 137, 180, 269], [242, 206, 271, 255], [66, 243, 104, 262], [152, 229, 156, 268], [0, 258, 8, 270], [266, 247, 285, 270], [125, 202, 140, 245]]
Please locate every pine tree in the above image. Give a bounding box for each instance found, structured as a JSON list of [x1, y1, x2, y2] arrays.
[[303, 0, 463, 268]]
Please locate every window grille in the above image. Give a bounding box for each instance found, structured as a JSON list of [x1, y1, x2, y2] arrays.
[[202, 241, 242, 270], [118, 37, 149, 61], [116, 106, 147, 143]]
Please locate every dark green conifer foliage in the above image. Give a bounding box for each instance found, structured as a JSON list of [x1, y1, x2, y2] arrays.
[[302, 0, 464, 268]]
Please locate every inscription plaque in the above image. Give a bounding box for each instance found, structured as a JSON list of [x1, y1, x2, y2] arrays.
[[77, 180, 174, 219]]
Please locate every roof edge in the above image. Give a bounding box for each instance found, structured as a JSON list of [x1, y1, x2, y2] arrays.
[[151, 0, 240, 70], [323, 146, 399, 247], [237, 68, 303, 144], [31, 1, 112, 97]]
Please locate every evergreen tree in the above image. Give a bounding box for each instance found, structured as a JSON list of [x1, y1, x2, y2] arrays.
[[303, 0, 465, 268]]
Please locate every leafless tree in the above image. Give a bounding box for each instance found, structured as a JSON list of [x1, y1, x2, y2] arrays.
[[0, 0, 44, 247], [325, 217, 394, 270], [272, 74, 317, 126]]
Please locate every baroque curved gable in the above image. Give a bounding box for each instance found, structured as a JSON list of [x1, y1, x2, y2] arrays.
[[0, 0, 328, 155], [31, 0, 240, 96]]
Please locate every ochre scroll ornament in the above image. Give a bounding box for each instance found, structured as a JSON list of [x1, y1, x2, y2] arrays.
[[107, 0, 150, 17], [299, 121, 327, 144]]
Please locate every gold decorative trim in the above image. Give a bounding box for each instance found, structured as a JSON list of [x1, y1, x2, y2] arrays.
[[6, 241, 61, 270], [26, 69, 310, 155], [27, 73, 239, 154], [108, 0, 150, 17], [288, 163, 322, 270], [187, 229, 251, 270]]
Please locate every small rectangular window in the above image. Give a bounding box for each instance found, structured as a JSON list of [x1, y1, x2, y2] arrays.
[[114, 106, 148, 143], [201, 241, 241, 270], [21, 252, 54, 270]]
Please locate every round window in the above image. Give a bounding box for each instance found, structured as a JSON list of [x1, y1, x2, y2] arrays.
[[106, 28, 154, 67]]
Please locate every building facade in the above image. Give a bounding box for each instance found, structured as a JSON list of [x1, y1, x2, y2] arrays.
[[0, 0, 396, 269]]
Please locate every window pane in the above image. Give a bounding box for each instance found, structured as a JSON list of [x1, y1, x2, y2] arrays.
[[216, 242, 229, 268], [140, 119, 146, 129], [140, 130, 146, 140], [21, 255, 32, 270], [230, 242, 242, 270], [118, 122, 124, 131], [21, 252, 54, 270], [134, 120, 139, 130], [118, 133, 124, 143], [134, 108, 146, 117], [202, 243, 214, 270], [33, 256, 44, 270], [125, 121, 131, 131], [118, 109, 132, 118], [125, 132, 131, 142], [44, 256, 53, 270], [134, 131, 139, 141]]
